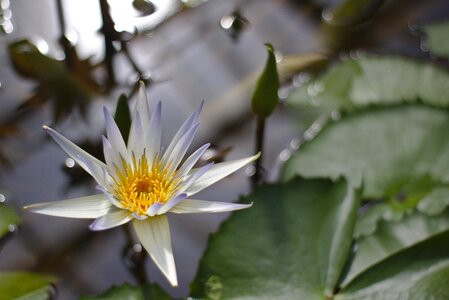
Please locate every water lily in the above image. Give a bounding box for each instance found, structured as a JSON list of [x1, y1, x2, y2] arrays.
[[24, 83, 258, 286]]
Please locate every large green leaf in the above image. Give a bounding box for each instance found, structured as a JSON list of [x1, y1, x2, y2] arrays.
[[287, 56, 449, 117], [423, 21, 449, 58], [283, 105, 449, 210], [345, 207, 449, 285], [0, 272, 56, 300], [0, 204, 20, 239], [190, 177, 360, 299], [337, 230, 449, 299], [81, 283, 172, 300]]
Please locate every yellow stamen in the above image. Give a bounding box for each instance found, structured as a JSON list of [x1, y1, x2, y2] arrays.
[[112, 154, 181, 217]]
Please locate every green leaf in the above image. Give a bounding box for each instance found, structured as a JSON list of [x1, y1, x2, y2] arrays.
[[423, 21, 449, 58], [8, 39, 102, 122], [345, 207, 449, 285], [0, 272, 56, 300], [114, 94, 132, 143], [287, 56, 449, 116], [283, 105, 449, 208], [190, 177, 360, 299], [251, 43, 280, 118], [323, 0, 385, 27], [0, 204, 20, 239], [80, 283, 172, 300], [337, 230, 449, 299]]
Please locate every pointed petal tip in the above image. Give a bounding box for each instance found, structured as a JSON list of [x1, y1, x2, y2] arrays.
[[42, 125, 50, 131]]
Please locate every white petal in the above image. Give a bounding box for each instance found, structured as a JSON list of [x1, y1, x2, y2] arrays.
[[101, 136, 121, 179], [89, 208, 132, 231], [127, 111, 144, 158], [163, 101, 203, 162], [184, 153, 260, 196], [24, 194, 112, 219], [163, 123, 199, 170], [170, 199, 252, 214], [103, 107, 130, 162], [177, 143, 210, 178], [133, 216, 177, 286], [145, 101, 162, 164], [134, 82, 151, 130], [44, 126, 107, 186], [179, 163, 214, 193], [147, 202, 163, 217], [157, 193, 187, 215]]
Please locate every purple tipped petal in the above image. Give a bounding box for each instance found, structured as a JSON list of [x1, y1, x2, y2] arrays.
[[89, 209, 132, 231], [170, 199, 252, 214], [24, 194, 112, 219], [44, 126, 108, 187]]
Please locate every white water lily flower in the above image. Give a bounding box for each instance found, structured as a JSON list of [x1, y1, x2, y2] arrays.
[[24, 83, 258, 287]]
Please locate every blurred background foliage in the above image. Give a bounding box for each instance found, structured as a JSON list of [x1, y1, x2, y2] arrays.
[[1, 0, 449, 299]]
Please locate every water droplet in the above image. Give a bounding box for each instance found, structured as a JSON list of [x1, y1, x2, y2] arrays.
[[349, 49, 360, 60], [245, 165, 256, 177], [2, 9, 11, 19], [279, 149, 291, 162], [420, 41, 429, 52], [220, 15, 233, 29], [331, 111, 341, 121], [303, 130, 314, 141], [289, 138, 301, 150], [0, 194, 5, 203], [278, 87, 289, 100], [65, 158, 75, 168], [1, 0, 10, 9], [1, 20, 13, 34], [293, 73, 310, 87], [310, 98, 321, 107], [123, 243, 146, 269], [133, 243, 143, 253], [307, 82, 324, 98], [322, 9, 333, 22]]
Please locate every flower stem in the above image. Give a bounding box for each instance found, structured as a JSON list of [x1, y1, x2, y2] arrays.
[[251, 116, 265, 188], [122, 223, 149, 285]]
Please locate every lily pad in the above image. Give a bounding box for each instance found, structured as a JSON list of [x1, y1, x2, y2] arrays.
[[423, 21, 449, 58], [0, 204, 20, 239], [287, 56, 449, 116], [190, 177, 360, 299], [0, 272, 56, 300], [81, 283, 172, 300], [345, 207, 449, 285], [283, 105, 449, 211], [337, 230, 449, 299]]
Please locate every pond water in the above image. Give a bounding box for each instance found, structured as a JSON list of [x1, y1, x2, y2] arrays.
[[0, 0, 448, 298]]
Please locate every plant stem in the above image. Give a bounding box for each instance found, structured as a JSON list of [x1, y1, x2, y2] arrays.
[[251, 115, 265, 189], [122, 223, 149, 285]]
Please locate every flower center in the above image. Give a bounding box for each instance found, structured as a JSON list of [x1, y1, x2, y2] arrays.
[[112, 155, 180, 216]]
